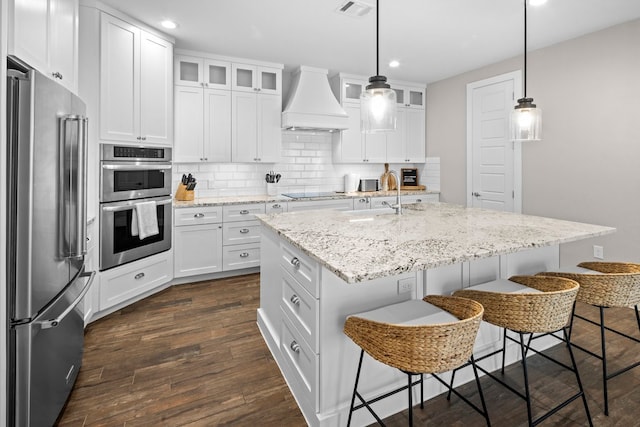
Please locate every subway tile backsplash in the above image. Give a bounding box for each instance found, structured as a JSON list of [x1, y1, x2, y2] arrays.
[[172, 131, 440, 197]]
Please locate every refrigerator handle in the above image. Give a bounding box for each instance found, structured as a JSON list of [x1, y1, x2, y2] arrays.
[[36, 270, 96, 329], [60, 115, 89, 259]]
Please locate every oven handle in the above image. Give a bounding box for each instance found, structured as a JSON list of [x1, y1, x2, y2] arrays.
[[102, 198, 172, 212], [101, 164, 172, 171]]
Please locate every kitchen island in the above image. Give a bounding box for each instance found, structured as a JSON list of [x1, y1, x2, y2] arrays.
[[256, 203, 614, 427]]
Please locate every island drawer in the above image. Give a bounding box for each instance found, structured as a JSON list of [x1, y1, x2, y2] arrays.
[[222, 243, 260, 271], [174, 206, 222, 226], [265, 201, 288, 214], [222, 219, 261, 246], [281, 268, 318, 352], [280, 308, 318, 408], [280, 241, 318, 297], [223, 203, 266, 222]]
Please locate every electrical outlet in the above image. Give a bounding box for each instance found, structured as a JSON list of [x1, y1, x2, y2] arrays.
[[397, 278, 414, 294], [593, 245, 604, 259]]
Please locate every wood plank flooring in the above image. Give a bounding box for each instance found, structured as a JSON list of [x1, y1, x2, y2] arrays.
[[56, 273, 640, 426]]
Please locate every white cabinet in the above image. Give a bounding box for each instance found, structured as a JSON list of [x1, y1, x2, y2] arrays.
[[352, 197, 371, 210], [387, 84, 426, 163], [288, 199, 354, 212], [232, 63, 282, 95], [332, 104, 386, 163], [232, 91, 281, 163], [174, 206, 223, 277], [81, 218, 99, 326], [175, 55, 231, 90], [99, 12, 173, 146], [393, 85, 425, 110], [174, 86, 231, 162], [9, 0, 79, 93], [266, 201, 288, 214], [221, 203, 265, 271]]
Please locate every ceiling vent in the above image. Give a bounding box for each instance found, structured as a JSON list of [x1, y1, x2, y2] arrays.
[[335, 0, 373, 18]]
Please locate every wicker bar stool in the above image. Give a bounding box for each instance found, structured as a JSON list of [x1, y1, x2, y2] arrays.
[[541, 262, 640, 416], [343, 295, 490, 427], [451, 275, 593, 427]]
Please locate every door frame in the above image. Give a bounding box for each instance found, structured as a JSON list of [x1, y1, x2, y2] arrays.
[[466, 70, 523, 213]]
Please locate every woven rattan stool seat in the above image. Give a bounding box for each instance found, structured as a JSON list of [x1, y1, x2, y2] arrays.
[[452, 275, 592, 427], [343, 295, 489, 426]]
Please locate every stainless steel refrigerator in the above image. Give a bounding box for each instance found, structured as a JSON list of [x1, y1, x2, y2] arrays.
[[7, 61, 95, 426]]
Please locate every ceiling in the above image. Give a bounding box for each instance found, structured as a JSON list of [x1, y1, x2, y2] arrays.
[[97, 0, 640, 84]]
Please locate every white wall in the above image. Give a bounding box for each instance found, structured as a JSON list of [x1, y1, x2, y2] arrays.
[[173, 131, 440, 197], [427, 18, 640, 266]]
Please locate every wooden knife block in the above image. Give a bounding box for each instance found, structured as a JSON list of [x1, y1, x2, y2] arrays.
[[175, 183, 194, 201]]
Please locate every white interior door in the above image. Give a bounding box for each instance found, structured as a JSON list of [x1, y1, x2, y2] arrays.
[[467, 71, 522, 212]]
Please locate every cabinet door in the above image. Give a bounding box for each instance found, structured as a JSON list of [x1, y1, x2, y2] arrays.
[[364, 132, 387, 163], [386, 108, 406, 163], [257, 66, 282, 95], [204, 59, 231, 90], [404, 108, 425, 162], [174, 86, 204, 162], [257, 94, 282, 163], [231, 91, 258, 162], [175, 54, 203, 87], [140, 31, 173, 145], [232, 63, 257, 93], [334, 104, 364, 163], [203, 88, 232, 162], [174, 224, 223, 277], [406, 88, 425, 109], [341, 78, 366, 104], [99, 13, 140, 142], [10, 0, 50, 74], [49, 0, 78, 93]]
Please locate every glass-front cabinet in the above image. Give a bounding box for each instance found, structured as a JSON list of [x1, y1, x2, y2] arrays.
[[393, 85, 425, 109], [232, 63, 281, 95], [175, 55, 231, 90]]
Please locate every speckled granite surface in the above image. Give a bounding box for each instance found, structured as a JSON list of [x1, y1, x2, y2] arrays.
[[256, 202, 615, 284], [173, 190, 438, 207]]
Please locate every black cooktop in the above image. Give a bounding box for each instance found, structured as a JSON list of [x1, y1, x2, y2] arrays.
[[282, 192, 339, 199]]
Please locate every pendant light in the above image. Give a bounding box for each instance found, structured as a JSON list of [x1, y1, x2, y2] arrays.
[[361, 0, 397, 133], [511, 0, 542, 141]]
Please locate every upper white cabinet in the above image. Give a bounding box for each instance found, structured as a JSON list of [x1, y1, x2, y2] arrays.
[[175, 55, 231, 90], [98, 12, 173, 146], [231, 91, 281, 163], [9, 0, 79, 93], [232, 63, 282, 95], [393, 85, 425, 110]]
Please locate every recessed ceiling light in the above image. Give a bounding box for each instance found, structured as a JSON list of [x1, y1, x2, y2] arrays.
[[161, 20, 177, 29], [529, 0, 547, 6], [389, 60, 400, 68]]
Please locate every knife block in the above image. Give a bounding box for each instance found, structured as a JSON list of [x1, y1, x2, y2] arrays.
[[175, 183, 194, 201]]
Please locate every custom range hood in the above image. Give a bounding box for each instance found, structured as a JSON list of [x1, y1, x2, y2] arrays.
[[282, 66, 349, 131]]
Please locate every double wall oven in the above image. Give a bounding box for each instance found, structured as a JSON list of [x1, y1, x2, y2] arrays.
[[99, 144, 172, 270]]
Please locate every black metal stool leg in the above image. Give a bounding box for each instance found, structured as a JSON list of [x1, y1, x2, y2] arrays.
[[567, 301, 577, 346], [599, 306, 609, 416], [347, 349, 365, 427], [420, 373, 424, 409], [519, 332, 534, 427], [407, 373, 413, 427], [471, 354, 492, 427], [635, 305, 640, 331], [447, 369, 456, 400], [501, 328, 508, 374], [563, 328, 594, 427]]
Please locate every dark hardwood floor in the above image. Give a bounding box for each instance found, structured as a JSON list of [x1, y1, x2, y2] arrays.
[[56, 273, 640, 426]]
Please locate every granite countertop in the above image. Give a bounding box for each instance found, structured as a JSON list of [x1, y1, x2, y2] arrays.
[[256, 202, 615, 284], [173, 189, 439, 208]]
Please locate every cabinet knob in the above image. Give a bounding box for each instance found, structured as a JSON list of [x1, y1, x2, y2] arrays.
[[358, 198, 366, 203], [290, 340, 300, 354], [239, 210, 250, 215], [194, 213, 205, 218], [134, 272, 145, 280], [272, 203, 281, 209], [141, 137, 146, 141], [416, 199, 422, 202], [290, 294, 301, 306], [136, 136, 142, 140], [472, 192, 481, 198], [239, 228, 250, 234], [239, 252, 250, 258], [290, 257, 301, 268], [51, 71, 63, 79]]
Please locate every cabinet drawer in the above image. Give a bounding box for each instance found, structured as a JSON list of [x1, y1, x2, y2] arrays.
[[222, 243, 260, 271], [280, 308, 318, 406], [100, 252, 172, 310], [280, 241, 318, 297], [174, 206, 222, 226], [281, 268, 318, 352], [222, 219, 261, 246], [223, 203, 266, 222], [403, 194, 439, 204], [265, 201, 288, 214], [287, 199, 353, 212]]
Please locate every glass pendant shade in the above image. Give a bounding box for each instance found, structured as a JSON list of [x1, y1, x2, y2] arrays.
[[361, 76, 397, 133], [511, 97, 542, 141]]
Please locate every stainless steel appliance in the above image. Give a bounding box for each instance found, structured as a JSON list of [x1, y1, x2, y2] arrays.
[[99, 144, 172, 270], [7, 62, 95, 427], [358, 179, 379, 192]]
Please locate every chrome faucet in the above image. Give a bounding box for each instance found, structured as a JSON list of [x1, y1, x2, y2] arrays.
[[382, 170, 402, 215]]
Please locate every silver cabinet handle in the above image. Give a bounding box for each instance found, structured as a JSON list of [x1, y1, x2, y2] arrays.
[[290, 294, 301, 306], [290, 341, 300, 353], [358, 198, 366, 203], [290, 257, 301, 268], [194, 213, 205, 218], [472, 192, 481, 197], [416, 199, 422, 202], [239, 210, 250, 215], [239, 228, 250, 233], [240, 252, 250, 258], [51, 71, 63, 79], [134, 272, 145, 280], [272, 203, 281, 209]]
